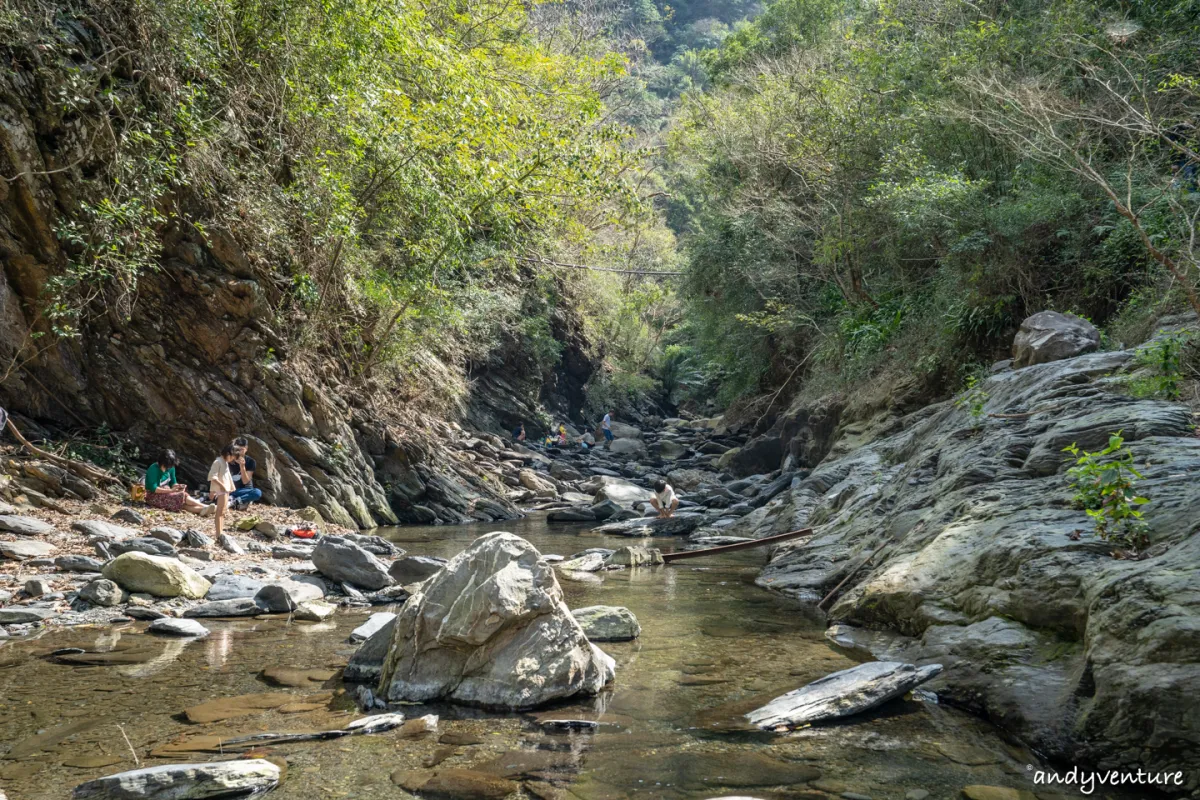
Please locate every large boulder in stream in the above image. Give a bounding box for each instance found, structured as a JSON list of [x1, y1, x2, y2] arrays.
[[747, 661, 943, 730], [590, 477, 654, 507], [572, 606, 641, 641], [72, 759, 281, 799], [378, 531, 615, 709], [1011, 310, 1100, 367]]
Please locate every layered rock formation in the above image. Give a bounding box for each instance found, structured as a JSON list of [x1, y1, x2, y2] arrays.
[[719, 329, 1200, 791]]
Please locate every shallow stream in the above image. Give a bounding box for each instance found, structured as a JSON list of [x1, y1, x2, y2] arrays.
[[0, 517, 1098, 799]]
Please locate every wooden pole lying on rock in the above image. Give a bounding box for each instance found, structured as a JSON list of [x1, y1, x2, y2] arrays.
[[661, 527, 814, 563]]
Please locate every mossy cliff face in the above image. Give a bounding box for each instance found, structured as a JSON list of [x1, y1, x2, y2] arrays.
[[726, 342, 1200, 790], [0, 20, 578, 527]]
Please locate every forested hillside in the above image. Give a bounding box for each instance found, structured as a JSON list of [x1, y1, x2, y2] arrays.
[[666, 0, 1200, 415], [1, 0, 1198, 506]]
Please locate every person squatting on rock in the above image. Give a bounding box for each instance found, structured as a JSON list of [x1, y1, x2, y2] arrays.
[[651, 480, 679, 518], [145, 449, 214, 516], [229, 437, 263, 510], [208, 443, 238, 538]]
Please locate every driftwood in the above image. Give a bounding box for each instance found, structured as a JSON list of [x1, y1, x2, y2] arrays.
[[5, 416, 123, 488], [661, 528, 814, 563]]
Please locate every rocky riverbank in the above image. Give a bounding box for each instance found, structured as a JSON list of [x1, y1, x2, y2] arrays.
[[703, 317, 1200, 794]]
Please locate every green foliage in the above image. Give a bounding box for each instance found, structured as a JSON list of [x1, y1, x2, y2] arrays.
[[1126, 331, 1194, 400], [1064, 432, 1150, 551], [954, 374, 989, 423]]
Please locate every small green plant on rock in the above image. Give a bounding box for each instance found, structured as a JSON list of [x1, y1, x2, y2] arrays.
[[1125, 331, 1193, 400], [1063, 432, 1150, 551], [955, 374, 989, 425]]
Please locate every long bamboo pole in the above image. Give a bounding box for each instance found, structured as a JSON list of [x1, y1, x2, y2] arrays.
[[661, 527, 814, 563]]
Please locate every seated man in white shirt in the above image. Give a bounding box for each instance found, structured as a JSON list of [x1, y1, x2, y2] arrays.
[[650, 480, 679, 518]]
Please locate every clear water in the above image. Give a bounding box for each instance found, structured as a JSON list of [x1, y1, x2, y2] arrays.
[[0, 517, 1098, 799]]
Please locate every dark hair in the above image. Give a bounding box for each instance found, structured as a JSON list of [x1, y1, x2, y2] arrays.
[[221, 443, 236, 458], [654, 480, 666, 493], [233, 436, 248, 448], [158, 449, 178, 468]]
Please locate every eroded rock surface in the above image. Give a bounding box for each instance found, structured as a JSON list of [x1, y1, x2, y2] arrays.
[[378, 532, 614, 708]]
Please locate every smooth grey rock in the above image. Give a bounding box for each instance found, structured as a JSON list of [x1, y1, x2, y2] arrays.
[[379, 532, 615, 708], [747, 661, 943, 730], [349, 611, 396, 643], [571, 605, 641, 641], [0, 607, 54, 624], [24, 578, 52, 597], [650, 440, 688, 460], [72, 759, 280, 799], [549, 461, 584, 481], [609, 437, 647, 456], [125, 607, 167, 621], [79, 579, 126, 607], [205, 574, 266, 602], [312, 538, 393, 590], [272, 544, 313, 559], [112, 508, 145, 525], [56, 555, 104, 573], [345, 616, 397, 683], [1012, 310, 1100, 367], [148, 527, 184, 545], [0, 515, 54, 536], [109, 537, 177, 557], [184, 597, 263, 617], [387, 555, 446, 584], [588, 499, 622, 521], [591, 477, 654, 507], [254, 579, 323, 613], [557, 552, 607, 572], [0, 540, 56, 560], [148, 617, 210, 637], [293, 600, 336, 621], [71, 520, 139, 541], [217, 533, 245, 555]]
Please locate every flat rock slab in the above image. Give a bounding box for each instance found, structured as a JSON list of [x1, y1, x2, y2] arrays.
[[183, 598, 263, 618], [0, 607, 55, 624], [0, 515, 54, 536], [205, 574, 266, 602], [72, 759, 281, 799], [71, 520, 140, 541], [349, 611, 396, 643], [148, 618, 210, 638], [592, 513, 704, 537], [0, 540, 56, 560], [747, 661, 943, 730]]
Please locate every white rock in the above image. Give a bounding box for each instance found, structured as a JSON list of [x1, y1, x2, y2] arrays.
[[72, 759, 280, 799]]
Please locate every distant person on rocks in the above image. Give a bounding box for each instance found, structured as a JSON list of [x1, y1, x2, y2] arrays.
[[558, 424, 568, 445], [601, 411, 614, 448], [208, 443, 238, 538], [144, 450, 212, 515], [651, 480, 678, 518], [229, 437, 263, 510], [513, 423, 526, 442]]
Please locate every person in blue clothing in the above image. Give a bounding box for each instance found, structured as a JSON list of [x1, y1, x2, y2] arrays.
[[601, 411, 614, 448], [513, 423, 526, 442], [229, 437, 264, 511]]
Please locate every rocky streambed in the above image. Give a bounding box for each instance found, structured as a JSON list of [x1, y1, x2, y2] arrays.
[[0, 516, 1124, 800]]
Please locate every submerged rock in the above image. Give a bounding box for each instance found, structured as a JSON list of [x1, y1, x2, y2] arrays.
[[747, 661, 942, 730], [378, 531, 614, 708], [72, 759, 280, 799], [571, 606, 641, 641], [102, 553, 210, 599]]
